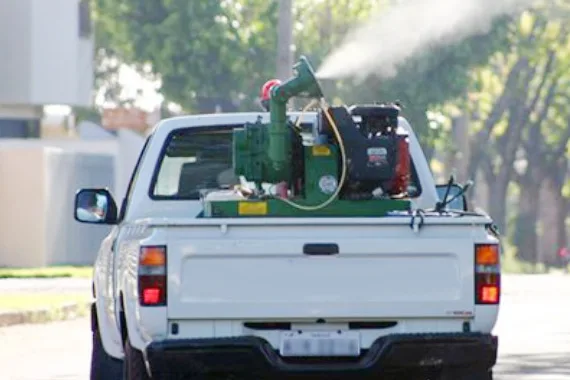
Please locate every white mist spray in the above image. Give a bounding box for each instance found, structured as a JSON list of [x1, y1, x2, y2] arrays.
[[315, 0, 535, 80]]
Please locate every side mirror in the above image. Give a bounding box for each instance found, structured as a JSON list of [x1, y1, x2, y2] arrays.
[[435, 183, 468, 211], [74, 188, 118, 225]]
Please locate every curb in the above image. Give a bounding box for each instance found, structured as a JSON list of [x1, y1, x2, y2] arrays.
[[0, 302, 91, 328]]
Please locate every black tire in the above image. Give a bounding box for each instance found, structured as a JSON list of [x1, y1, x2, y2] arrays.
[[438, 367, 493, 380], [90, 327, 123, 380], [123, 338, 152, 380]]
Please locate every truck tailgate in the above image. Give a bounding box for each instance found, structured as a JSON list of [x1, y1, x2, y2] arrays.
[[164, 222, 478, 319]]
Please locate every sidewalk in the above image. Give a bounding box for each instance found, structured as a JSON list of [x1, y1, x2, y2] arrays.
[[0, 278, 92, 327]]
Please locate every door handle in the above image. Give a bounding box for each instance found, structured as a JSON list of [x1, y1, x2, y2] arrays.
[[303, 243, 339, 256]]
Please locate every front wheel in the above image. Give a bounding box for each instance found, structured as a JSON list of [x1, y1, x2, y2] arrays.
[[123, 338, 151, 380]]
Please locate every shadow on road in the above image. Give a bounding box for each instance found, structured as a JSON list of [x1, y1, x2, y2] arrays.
[[496, 352, 570, 378]]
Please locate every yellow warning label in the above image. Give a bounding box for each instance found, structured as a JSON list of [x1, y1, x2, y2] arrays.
[[238, 201, 268, 215], [312, 145, 331, 156]]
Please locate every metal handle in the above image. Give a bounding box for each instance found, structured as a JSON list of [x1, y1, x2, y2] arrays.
[[303, 243, 339, 256]]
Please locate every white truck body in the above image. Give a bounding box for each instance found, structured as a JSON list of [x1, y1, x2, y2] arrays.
[[84, 112, 500, 379]]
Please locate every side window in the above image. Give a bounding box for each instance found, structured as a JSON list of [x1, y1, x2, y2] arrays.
[[118, 135, 152, 221], [435, 184, 466, 210]]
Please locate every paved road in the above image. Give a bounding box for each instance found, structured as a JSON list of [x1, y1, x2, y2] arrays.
[[493, 275, 570, 379], [0, 318, 90, 380], [0, 275, 568, 380]]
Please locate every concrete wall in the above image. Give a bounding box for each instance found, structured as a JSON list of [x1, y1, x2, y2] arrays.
[[0, 146, 114, 267], [0, 148, 46, 267], [0, 130, 145, 267], [45, 150, 114, 265]]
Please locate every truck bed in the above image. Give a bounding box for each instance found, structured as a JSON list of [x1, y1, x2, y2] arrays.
[[141, 216, 492, 320]]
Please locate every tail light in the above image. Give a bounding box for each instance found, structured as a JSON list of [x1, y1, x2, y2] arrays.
[[390, 136, 411, 195], [475, 244, 500, 305], [138, 246, 167, 306]]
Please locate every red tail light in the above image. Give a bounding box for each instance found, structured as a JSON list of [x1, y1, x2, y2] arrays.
[[138, 246, 167, 306], [391, 136, 410, 194], [475, 244, 500, 305]]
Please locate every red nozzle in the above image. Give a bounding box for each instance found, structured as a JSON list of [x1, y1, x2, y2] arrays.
[[260, 79, 282, 101]]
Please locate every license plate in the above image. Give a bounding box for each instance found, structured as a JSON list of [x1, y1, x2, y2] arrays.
[[279, 330, 360, 357]]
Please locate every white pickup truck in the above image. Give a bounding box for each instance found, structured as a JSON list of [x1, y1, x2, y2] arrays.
[[76, 112, 501, 380]]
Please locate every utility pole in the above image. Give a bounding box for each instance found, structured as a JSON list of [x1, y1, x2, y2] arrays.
[[276, 0, 293, 81]]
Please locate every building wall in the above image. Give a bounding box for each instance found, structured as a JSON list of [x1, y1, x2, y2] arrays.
[[0, 148, 47, 267], [0, 131, 146, 267], [0, 1, 32, 104], [0, 119, 40, 138], [44, 150, 114, 265], [0, 141, 116, 267], [0, 0, 93, 107]]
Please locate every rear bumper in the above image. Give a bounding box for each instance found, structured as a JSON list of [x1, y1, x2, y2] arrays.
[[145, 332, 498, 377]]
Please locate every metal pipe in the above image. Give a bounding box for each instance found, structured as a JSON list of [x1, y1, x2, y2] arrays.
[[268, 56, 323, 181]]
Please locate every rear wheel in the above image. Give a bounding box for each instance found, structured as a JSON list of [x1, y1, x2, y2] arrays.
[[389, 368, 493, 380], [438, 367, 493, 380], [123, 338, 152, 380], [90, 327, 123, 380]]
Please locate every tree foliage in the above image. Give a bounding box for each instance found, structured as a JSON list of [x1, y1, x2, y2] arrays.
[[292, 0, 515, 148], [94, 0, 278, 112], [94, 0, 515, 144], [92, 0, 570, 269], [437, 1, 570, 264]]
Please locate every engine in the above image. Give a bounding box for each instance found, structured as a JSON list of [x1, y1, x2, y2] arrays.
[[202, 56, 413, 218], [316, 103, 410, 200]]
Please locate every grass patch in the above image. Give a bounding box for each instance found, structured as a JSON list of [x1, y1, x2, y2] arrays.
[[0, 292, 91, 311], [0, 294, 92, 326], [0, 266, 93, 279], [502, 254, 545, 274]]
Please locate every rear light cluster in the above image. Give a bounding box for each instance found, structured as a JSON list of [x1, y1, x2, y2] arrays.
[[138, 246, 167, 306], [475, 244, 500, 305]]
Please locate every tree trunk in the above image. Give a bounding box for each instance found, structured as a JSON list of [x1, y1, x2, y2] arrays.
[[466, 57, 530, 180], [480, 149, 511, 234], [555, 193, 569, 263], [451, 114, 470, 183], [486, 174, 509, 234], [538, 179, 559, 266], [541, 158, 569, 267], [514, 177, 540, 263], [471, 170, 490, 213], [552, 183, 568, 267], [276, 0, 293, 81]]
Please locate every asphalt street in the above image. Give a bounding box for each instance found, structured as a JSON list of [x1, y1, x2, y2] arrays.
[[0, 274, 568, 380]]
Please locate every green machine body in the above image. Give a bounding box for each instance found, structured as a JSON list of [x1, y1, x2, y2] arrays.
[[206, 56, 413, 218]]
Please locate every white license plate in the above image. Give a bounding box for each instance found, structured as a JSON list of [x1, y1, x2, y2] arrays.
[[279, 330, 360, 357]]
